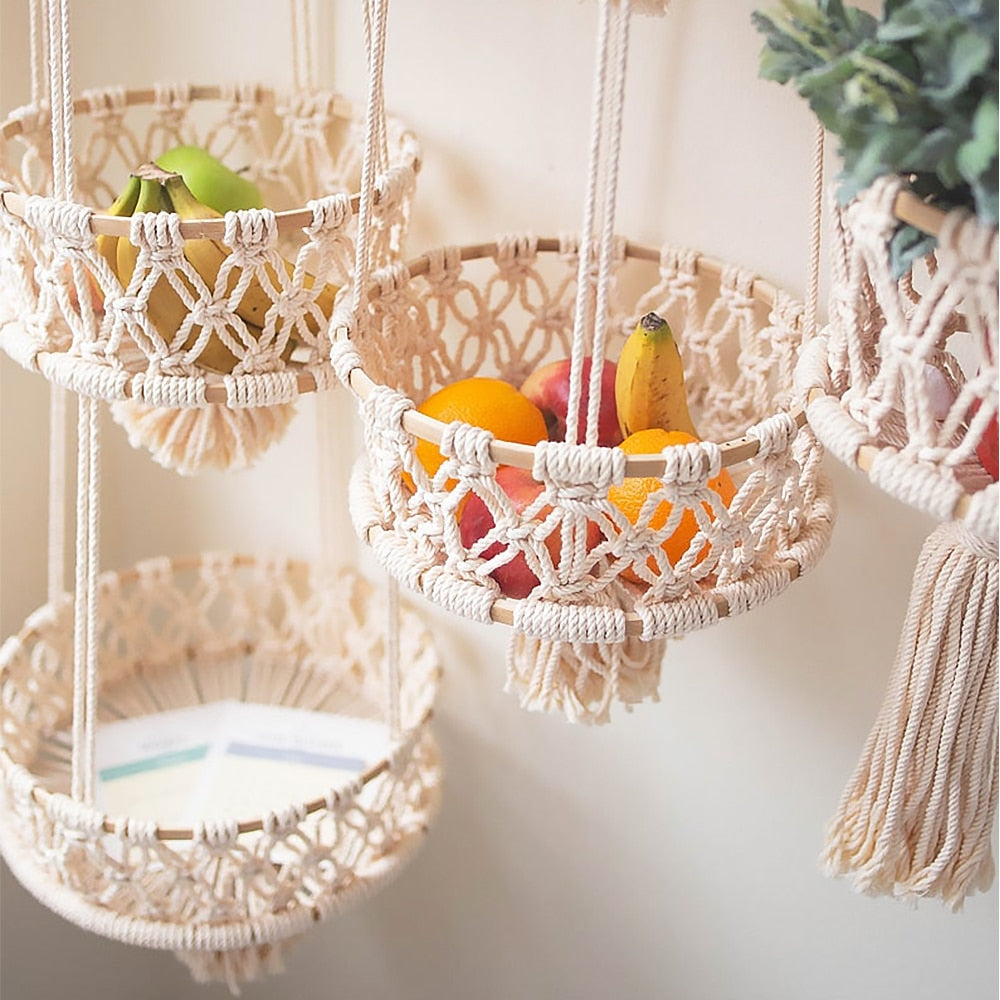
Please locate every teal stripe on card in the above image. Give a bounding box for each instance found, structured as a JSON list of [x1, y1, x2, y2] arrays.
[[99, 744, 210, 781]]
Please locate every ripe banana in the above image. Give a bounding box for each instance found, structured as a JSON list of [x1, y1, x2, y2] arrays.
[[614, 311, 699, 439], [116, 171, 253, 374], [96, 173, 140, 276], [163, 170, 338, 340]]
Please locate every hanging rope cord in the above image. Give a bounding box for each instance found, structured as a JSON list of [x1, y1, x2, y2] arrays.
[[351, 0, 401, 739], [39, 0, 101, 805], [565, 0, 632, 448]]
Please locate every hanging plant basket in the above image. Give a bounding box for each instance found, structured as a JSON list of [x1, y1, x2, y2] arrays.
[[333, 234, 836, 648], [0, 552, 442, 988], [797, 176, 998, 531], [795, 176, 999, 908], [0, 82, 420, 473]]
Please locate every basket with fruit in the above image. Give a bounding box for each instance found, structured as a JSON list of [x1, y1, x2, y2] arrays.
[[333, 236, 836, 656], [0, 83, 420, 473]]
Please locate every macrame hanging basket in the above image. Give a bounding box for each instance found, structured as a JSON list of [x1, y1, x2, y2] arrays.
[[796, 175, 999, 909], [333, 236, 836, 718], [0, 553, 442, 989], [0, 82, 420, 474]]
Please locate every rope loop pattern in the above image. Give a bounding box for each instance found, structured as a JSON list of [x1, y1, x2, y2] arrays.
[[803, 175, 998, 530], [0, 556, 442, 958], [345, 236, 833, 657]]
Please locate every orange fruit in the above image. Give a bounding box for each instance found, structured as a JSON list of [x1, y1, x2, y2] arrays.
[[413, 377, 549, 480], [608, 428, 736, 581]]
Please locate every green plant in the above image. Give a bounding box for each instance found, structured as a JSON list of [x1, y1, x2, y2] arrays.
[[752, 0, 998, 274]]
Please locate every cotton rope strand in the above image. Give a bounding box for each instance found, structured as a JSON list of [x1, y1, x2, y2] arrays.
[[565, 0, 632, 448], [822, 521, 999, 909], [46, 0, 100, 805], [354, 0, 402, 742]]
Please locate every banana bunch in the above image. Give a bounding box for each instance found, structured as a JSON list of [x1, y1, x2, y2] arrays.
[[614, 311, 699, 439], [98, 163, 338, 375]]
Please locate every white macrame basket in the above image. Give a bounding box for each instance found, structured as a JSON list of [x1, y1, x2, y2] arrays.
[[797, 175, 999, 909], [0, 82, 420, 474], [332, 235, 835, 719], [0, 552, 442, 989]]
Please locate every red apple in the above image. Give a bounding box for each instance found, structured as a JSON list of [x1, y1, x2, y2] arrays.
[[459, 465, 602, 599], [520, 356, 623, 447], [974, 405, 998, 481]]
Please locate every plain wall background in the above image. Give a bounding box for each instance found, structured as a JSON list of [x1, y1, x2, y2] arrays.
[[0, 1, 997, 998]]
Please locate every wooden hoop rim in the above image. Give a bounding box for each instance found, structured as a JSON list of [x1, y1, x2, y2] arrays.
[[345, 237, 808, 476], [0, 84, 421, 239]]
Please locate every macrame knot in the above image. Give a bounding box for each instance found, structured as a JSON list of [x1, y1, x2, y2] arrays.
[[223, 208, 278, 254], [153, 80, 192, 116], [439, 421, 497, 477], [494, 233, 539, 275], [260, 804, 308, 836], [113, 816, 159, 845], [747, 411, 798, 459], [330, 335, 363, 387], [129, 208, 184, 256], [957, 491, 1000, 557], [46, 795, 104, 838], [533, 439, 626, 493], [660, 439, 722, 485], [306, 192, 353, 238], [514, 599, 627, 644], [720, 264, 756, 315], [850, 174, 904, 249], [82, 84, 128, 121], [193, 818, 240, 848], [367, 383, 415, 438], [375, 165, 414, 211], [424, 245, 462, 295], [23, 194, 94, 251]]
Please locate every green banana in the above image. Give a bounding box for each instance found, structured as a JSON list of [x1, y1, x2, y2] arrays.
[[96, 173, 140, 277], [614, 311, 700, 439]]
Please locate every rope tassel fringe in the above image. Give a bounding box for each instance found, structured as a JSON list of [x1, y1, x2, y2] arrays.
[[822, 519, 999, 910]]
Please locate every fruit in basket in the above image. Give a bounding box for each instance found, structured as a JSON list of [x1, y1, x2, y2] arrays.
[[608, 428, 735, 581], [155, 144, 264, 215], [458, 465, 602, 599], [106, 164, 339, 373], [413, 377, 549, 480], [520, 356, 623, 447], [615, 311, 699, 439], [973, 404, 999, 481]]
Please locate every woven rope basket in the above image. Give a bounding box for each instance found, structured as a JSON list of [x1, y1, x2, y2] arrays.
[[0, 552, 442, 987], [0, 82, 420, 473], [797, 176, 998, 537], [796, 176, 999, 908], [333, 234, 836, 655]]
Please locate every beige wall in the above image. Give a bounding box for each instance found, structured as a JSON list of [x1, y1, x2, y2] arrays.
[[1, 1, 997, 998]]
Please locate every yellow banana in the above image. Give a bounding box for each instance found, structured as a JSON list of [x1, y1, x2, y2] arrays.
[[162, 171, 338, 339], [117, 172, 250, 374], [95, 173, 140, 277], [614, 311, 700, 439]]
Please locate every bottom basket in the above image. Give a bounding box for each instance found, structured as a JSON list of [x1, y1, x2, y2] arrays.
[[0, 553, 442, 990]]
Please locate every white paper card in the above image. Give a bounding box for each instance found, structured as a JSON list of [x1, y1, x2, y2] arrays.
[[96, 700, 391, 827]]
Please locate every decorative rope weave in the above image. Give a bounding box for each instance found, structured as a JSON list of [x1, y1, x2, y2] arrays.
[[0, 554, 442, 989], [797, 176, 999, 909], [335, 237, 835, 665], [0, 84, 419, 472]]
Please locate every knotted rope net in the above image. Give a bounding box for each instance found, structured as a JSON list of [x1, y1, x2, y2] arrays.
[[797, 175, 999, 909], [0, 0, 419, 474], [333, 0, 834, 723]]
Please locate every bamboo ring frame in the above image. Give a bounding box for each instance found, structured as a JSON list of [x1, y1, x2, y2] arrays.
[[343, 237, 834, 639]]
